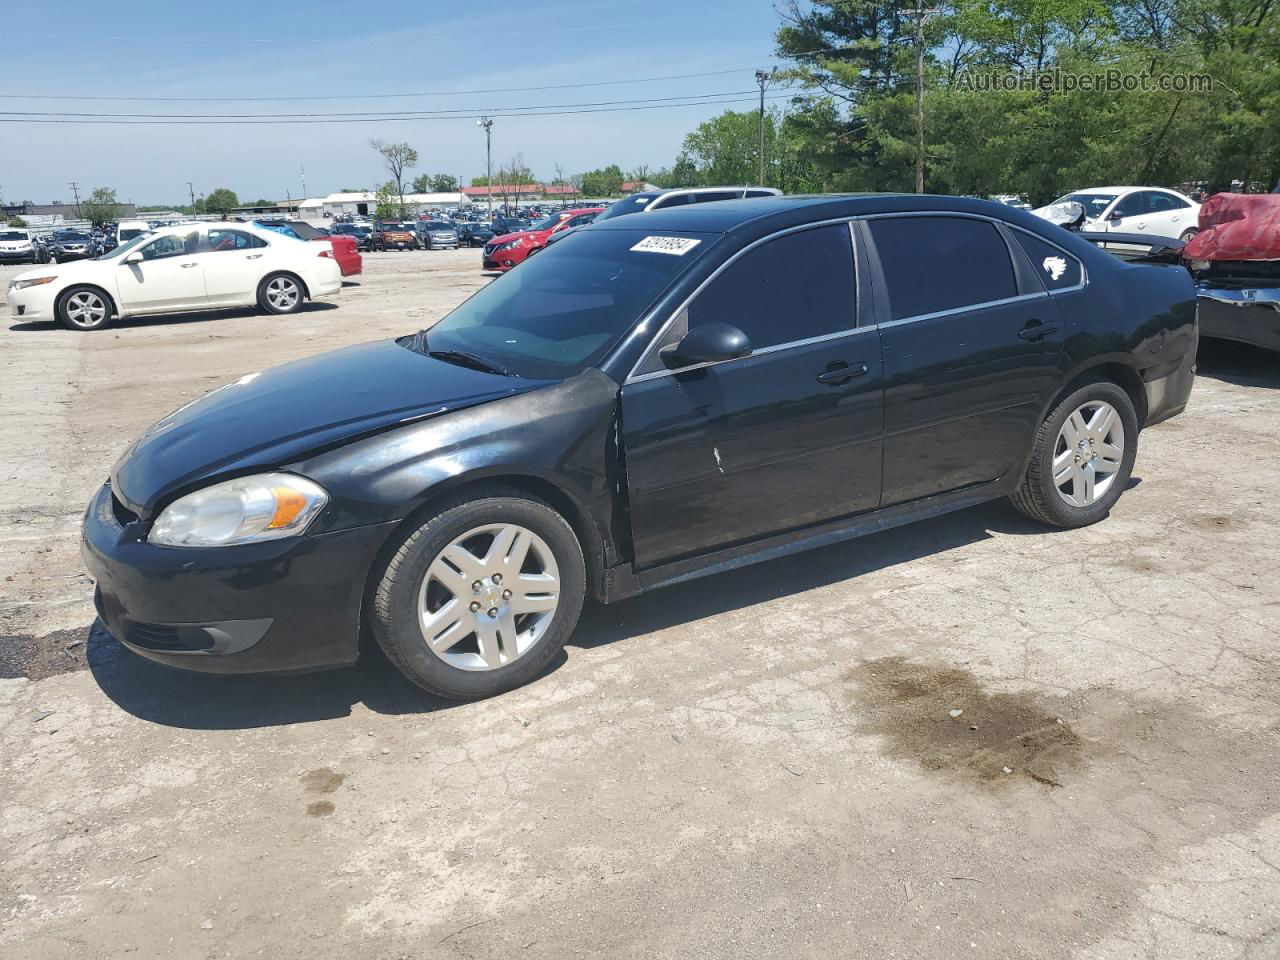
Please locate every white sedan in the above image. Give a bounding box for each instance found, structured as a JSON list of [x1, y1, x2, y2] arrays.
[[1032, 186, 1200, 241], [7, 222, 342, 331]]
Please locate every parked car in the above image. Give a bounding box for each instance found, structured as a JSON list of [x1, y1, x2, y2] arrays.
[[419, 220, 460, 250], [456, 222, 496, 247], [482, 207, 604, 271], [0, 227, 42, 264], [331, 222, 372, 251], [592, 186, 783, 224], [371, 222, 419, 251], [115, 220, 151, 247], [7, 222, 341, 331], [48, 230, 95, 263], [1184, 192, 1280, 352], [253, 219, 362, 277], [79, 194, 1195, 699], [1032, 187, 1200, 241]]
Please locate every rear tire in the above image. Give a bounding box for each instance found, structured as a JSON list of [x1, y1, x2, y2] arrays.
[[1179, 228, 1198, 243], [57, 285, 114, 331], [257, 273, 304, 315], [1010, 379, 1138, 528], [369, 489, 586, 700]]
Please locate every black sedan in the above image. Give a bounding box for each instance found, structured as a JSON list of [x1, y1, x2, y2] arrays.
[[82, 195, 1197, 700], [457, 222, 496, 247]]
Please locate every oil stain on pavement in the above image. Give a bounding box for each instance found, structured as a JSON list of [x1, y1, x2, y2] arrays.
[[849, 657, 1083, 788]]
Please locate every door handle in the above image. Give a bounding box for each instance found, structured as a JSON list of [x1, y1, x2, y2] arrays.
[[816, 361, 870, 385], [1018, 320, 1059, 341], [180, 262, 199, 268], [245, 253, 263, 260]]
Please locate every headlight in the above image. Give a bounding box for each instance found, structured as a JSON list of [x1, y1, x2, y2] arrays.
[[10, 276, 57, 290], [149, 472, 328, 547]]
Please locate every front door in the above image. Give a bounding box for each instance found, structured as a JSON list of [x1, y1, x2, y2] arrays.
[[865, 215, 1066, 505], [114, 230, 205, 313], [621, 223, 884, 569]]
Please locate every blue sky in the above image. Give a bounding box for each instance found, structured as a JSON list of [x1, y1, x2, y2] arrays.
[[1, 0, 788, 205]]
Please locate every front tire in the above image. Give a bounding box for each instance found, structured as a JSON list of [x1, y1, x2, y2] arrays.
[[370, 490, 586, 700], [258, 273, 304, 315], [1010, 379, 1138, 528], [57, 286, 114, 331]]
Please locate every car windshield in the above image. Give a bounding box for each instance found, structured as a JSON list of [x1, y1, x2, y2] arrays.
[[1055, 193, 1118, 217], [531, 214, 564, 231], [426, 221, 451, 229], [594, 195, 658, 222], [0, 231, 28, 241], [381, 223, 405, 230], [411, 228, 719, 379], [56, 232, 90, 242], [118, 228, 146, 241]]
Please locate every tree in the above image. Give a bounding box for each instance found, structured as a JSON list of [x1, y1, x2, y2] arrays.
[[374, 181, 401, 220], [579, 164, 625, 197], [370, 139, 418, 206], [7, 216, 27, 227], [80, 187, 122, 227], [413, 173, 460, 193], [203, 188, 239, 218], [627, 164, 653, 185]]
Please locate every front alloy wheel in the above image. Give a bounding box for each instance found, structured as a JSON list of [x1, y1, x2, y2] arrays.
[[58, 286, 113, 331], [370, 490, 585, 699]]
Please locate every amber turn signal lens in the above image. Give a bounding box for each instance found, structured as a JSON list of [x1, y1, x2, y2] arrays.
[[268, 487, 309, 528]]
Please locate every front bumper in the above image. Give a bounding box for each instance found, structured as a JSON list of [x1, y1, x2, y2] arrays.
[[1196, 283, 1280, 353], [81, 482, 397, 674], [0, 250, 37, 263], [7, 283, 57, 320]]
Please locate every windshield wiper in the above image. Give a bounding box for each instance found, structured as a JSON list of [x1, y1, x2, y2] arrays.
[[406, 331, 518, 378]]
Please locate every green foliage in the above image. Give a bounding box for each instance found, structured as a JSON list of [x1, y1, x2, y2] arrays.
[[668, 0, 1280, 201], [578, 164, 625, 196], [411, 173, 460, 193], [203, 188, 239, 217], [81, 187, 122, 227], [374, 182, 402, 220], [7, 216, 27, 227], [370, 140, 419, 200]]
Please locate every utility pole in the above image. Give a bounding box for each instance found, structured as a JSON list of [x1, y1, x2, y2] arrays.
[[187, 181, 196, 209], [68, 181, 81, 218], [477, 117, 494, 222], [754, 69, 774, 187], [300, 164, 306, 202], [910, 0, 938, 194]]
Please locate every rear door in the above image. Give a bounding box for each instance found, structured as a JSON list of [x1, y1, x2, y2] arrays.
[[201, 228, 270, 305], [866, 214, 1066, 505], [621, 223, 884, 568]]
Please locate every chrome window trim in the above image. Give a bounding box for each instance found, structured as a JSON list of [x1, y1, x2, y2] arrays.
[[876, 290, 1050, 329], [1006, 224, 1089, 296], [627, 324, 880, 384], [624, 215, 863, 383]]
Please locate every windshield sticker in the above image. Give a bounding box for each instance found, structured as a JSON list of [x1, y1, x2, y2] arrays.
[[631, 236, 702, 256], [1042, 256, 1067, 280]]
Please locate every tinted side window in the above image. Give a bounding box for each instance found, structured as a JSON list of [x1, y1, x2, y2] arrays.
[[1146, 192, 1185, 212], [141, 232, 199, 260], [687, 224, 855, 350], [651, 194, 692, 209], [1112, 192, 1146, 217], [868, 217, 1016, 320], [208, 229, 266, 252], [692, 190, 739, 203], [1013, 230, 1083, 291]]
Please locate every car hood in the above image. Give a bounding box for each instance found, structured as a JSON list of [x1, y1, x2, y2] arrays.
[[11, 259, 100, 283], [110, 338, 554, 517], [491, 228, 548, 245]]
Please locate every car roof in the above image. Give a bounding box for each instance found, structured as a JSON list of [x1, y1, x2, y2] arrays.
[[586, 193, 1036, 236]]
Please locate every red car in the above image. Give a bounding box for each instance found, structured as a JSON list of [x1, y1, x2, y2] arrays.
[[481, 207, 604, 271], [253, 219, 362, 277]]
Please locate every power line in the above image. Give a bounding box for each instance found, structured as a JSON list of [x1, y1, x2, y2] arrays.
[[0, 94, 794, 126], [0, 89, 765, 120]]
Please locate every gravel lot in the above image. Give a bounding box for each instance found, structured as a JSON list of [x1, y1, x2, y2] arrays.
[[2, 249, 1279, 959]]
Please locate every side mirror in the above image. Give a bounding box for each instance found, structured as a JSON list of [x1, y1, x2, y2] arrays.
[[663, 322, 752, 368], [1107, 210, 1124, 222], [122, 251, 143, 264]]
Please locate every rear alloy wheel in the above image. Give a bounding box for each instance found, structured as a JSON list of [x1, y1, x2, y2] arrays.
[[1179, 227, 1198, 243], [258, 274, 304, 315], [58, 286, 113, 331], [370, 491, 586, 699], [1010, 380, 1138, 528]]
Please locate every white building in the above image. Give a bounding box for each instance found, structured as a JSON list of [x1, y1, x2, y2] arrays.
[[303, 191, 472, 219]]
